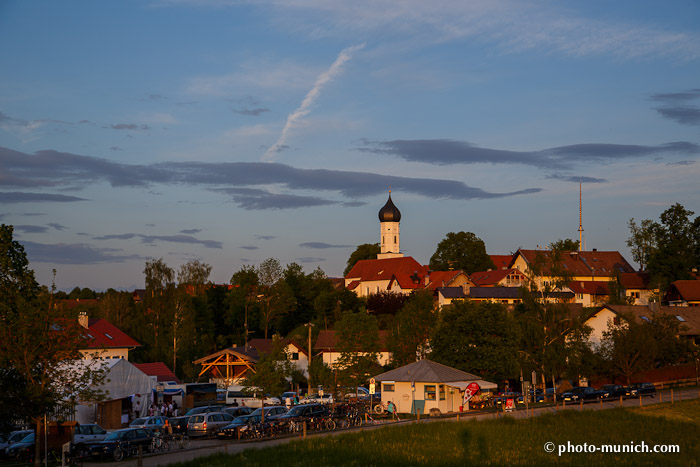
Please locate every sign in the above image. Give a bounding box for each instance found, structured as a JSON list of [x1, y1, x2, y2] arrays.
[[505, 398, 515, 411], [370, 378, 376, 385], [156, 384, 164, 392], [532, 371, 537, 386], [369, 383, 376, 395], [462, 382, 481, 405]]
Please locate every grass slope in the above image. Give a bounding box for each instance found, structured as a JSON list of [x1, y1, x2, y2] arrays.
[[174, 400, 700, 466]]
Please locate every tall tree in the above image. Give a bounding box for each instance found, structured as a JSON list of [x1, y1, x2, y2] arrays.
[[344, 243, 380, 276], [388, 290, 435, 366], [647, 203, 698, 288], [334, 311, 382, 389], [548, 238, 580, 251], [429, 231, 494, 273], [430, 301, 520, 384], [0, 226, 106, 465], [243, 336, 294, 422], [143, 258, 175, 362], [626, 218, 658, 271], [230, 265, 260, 345]]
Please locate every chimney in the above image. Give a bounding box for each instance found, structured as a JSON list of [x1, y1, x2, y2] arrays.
[[425, 273, 430, 286], [78, 311, 89, 329]]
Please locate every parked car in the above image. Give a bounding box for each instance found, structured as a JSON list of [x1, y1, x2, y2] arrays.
[[0, 430, 33, 458], [250, 405, 288, 420], [561, 386, 609, 402], [493, 391, 521, 405], [129, 415, 168, 433], [223, 406, 254, 418], [300, 394, 334, 404], [545, 388, 558, 401], [184, 405, 225, 417], [625, 382, 656, 398], [187, 412, 234, 438], [276, 403, 329, 423], [517, 388, 545, 404], [600, 384, 627, 399], [5, 432, 34, 460], [72, 424, 109, 456], [217, 414, 262, 439], [168, 416, 190, 435], [88, 428, 154, 461]]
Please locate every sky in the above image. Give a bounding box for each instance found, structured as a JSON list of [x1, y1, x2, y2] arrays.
[[1, 0, 699, 291]]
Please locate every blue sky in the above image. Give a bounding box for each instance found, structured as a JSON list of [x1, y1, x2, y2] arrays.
[[1, 0, 699, 290]]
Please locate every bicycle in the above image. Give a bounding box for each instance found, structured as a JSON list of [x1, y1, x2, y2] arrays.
[[173, 433, 190, 449], [150, 432, 171, 452]]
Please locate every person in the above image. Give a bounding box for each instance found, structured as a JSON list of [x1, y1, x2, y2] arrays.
[[293, 394, 299, 405], [168, 401, 173, 417], [164, 418, 173, 436], [285, 396, 292, 410], [134, 399, 141, 418], [232, 399, 239, 407], [387, 400, 398, 420]]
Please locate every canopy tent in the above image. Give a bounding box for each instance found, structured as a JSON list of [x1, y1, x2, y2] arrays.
[[69, 359, 156, 426], [445, 380, 498, 391]]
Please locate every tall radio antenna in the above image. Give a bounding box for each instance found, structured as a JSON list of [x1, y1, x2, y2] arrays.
[[578, 181, 584, 251]]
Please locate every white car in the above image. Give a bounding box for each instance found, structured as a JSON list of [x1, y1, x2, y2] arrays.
[[301, 394, 334, 405], [72, 424, 109, 456]]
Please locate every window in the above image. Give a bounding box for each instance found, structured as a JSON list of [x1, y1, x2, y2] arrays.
[[394, 235, 397, 244], [424, 385, 436, 401], [641, 316, 650, 322], [104, 333, 114, 340], [613, 317, 621, 326], [383, 383, 395, 392], [676, 315, 686, 322], [439, 385, 446, 400], [290, 352, 299, 361]]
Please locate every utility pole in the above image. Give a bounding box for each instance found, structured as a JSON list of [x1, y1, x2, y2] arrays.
[[305, 323, 314, 392]]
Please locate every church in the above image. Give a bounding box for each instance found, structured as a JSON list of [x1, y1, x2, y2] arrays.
[[344, 193, 473, 298]]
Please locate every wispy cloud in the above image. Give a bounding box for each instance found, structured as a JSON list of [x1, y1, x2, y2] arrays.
[[47, 223, 67, 231], [22, 241, 147, 264], [297, 256, 325, 263], [299, 242, 352, 249], [240, 245, 259, 250], [651, 88, 700, 126], [139, 234, 222, 249], [0, 191, 88, 203], [180, 228, 202, 234], [14, 224, 49, 234], [262, 43, 365, 161], [104, 123, 151, 131], [255, 235, 276, 240], [546, 174, 608, 183]]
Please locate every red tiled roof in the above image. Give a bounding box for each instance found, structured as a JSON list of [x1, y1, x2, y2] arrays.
[[513, 249, 635, 277], [490, 255, 514, 270], [670, 280, 700, 301], [248, 338, 308, 357], [568, 281, 610, 295], [424, 270, 464, 290], [600, 305, 700, 336], [619, 272, 652, 289], [345, 256, 428, 281], [133, 362, 182, 384], [470, 268, 524, 287], [85, 318, 141, 349], [346, 280, 360, 290], [314, 329, 389, 352]]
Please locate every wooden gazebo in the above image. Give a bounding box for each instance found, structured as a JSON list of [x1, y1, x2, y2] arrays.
[[194, 346, 259, 386]]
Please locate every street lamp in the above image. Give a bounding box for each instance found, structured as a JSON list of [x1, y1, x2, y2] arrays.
[[304, 323, 314, 392]]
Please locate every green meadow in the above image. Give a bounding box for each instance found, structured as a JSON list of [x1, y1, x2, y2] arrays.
[[175, 400, 700, 466]]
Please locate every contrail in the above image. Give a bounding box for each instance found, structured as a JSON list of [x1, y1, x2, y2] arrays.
[[262, 43, 365, 161]]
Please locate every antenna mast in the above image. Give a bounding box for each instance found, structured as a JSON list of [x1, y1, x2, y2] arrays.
[[578, 181, 584, 251]]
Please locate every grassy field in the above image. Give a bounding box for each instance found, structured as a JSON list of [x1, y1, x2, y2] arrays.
[[173, 400, 700, 466]]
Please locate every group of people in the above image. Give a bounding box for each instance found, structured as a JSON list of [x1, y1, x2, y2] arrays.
[[146, 400, 179, 418], [284, 394, 300, 409]]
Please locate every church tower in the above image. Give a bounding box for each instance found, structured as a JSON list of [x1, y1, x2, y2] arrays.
[[377, 191, 403, 259]]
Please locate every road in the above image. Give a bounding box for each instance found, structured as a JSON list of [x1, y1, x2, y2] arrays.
[[84, 387, 699, 467]]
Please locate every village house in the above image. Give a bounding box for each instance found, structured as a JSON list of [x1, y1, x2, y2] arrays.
[[665, 280, 700, 306], [76, 311, 141, 361], [314, 330, 392, 368]]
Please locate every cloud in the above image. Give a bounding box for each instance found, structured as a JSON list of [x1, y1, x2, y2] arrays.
[[240, 245, 259, 250], [93, 233, 139, 240], [180, 228, 202, 234], [357, 139, 700, 170], [667, 160, 696, 166], [262, 43, 365, 161], [110, 146, 124, 151], [299, 242, 352, 249], [1, 145, 543, 208], [546, 174, 608, 183], [139, 234, 222, 249], [0, 191, 88, 203], [22, 241, 147, 264], [297, 257, 325, 263], [105, 123, 151, 131], [255, 235, 276, 240], [14, 224, 49, 233], [651, 88, 700, 126], [47, 223, 67, 231]]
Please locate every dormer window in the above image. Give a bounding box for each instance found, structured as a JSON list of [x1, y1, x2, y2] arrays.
[[105, 333, 114, 340]]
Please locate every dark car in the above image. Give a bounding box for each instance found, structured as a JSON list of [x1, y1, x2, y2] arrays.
[[276, 403, 329, 423], [250, 405, 288, 421], [0, 430, 33, 458], [493, 391, 521, 406], [168, 416, 190, 434], [217, 414, 262, 439], [562, 386, 609, 402], [517, 388, 545, 404], [626, 382, 656, 398], [89, 428, 154, 461], [600, 384, 627, 399], [184, 404, 225, 417], [223, 406, 254, 418], [5, 432, 34, 460]]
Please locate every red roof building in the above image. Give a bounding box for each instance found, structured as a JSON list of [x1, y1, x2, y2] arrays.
[[78, 312, 141, 361], [666, 280, 700, 306], [133, 362, 182, 384]]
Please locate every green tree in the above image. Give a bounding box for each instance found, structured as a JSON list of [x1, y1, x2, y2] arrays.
[[430, 301, 520, 384], [365, 291, 410, 316], [243, 336, 294, 421], [549, 238, 580, 251], [0, 226, 106, 465], [429, 232, 494, 273], [143, 258, 175, 362], [388, 290, 435, 366], [626, 218, 658, 271], [598, 313, 657, 384], [334, 311, 382, 390], [647, 203, 698, 289], [344, 243, 380, 276], [230, 265, 260, 344]]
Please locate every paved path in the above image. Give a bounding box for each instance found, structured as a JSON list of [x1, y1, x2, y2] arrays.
[[84, 387, 700, 467]]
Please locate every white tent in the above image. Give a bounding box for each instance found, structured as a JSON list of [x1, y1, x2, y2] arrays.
[[72, 359, 156, 425]]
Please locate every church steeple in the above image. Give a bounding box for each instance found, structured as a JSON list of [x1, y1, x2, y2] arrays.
[[377, 191, 403, 259]]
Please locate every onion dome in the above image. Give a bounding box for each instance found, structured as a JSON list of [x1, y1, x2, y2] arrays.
[[378, 193, 401, 222]]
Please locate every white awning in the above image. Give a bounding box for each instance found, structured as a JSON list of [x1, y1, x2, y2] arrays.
[[446, 380, 497, 391]]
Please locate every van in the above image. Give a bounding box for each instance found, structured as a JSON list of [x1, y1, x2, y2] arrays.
[[225, 385, 280, 407]]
